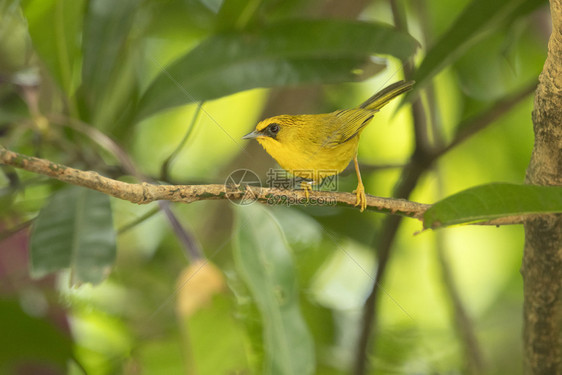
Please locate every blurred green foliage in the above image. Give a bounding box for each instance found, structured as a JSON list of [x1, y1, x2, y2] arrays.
[[0, 0, 551, 374]]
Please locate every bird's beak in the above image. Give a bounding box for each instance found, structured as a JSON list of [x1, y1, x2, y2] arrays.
[[242, 130, 261, 140]]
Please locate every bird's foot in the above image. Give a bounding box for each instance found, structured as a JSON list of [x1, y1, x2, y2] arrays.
[[300, 181, 313, 201], [353, 182, 367, 212]]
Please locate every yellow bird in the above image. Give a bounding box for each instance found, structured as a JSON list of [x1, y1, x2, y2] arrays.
[[243, 80, 414, 212]]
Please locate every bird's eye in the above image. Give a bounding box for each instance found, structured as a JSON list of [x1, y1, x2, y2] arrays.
[[268, 123, 280, 134]]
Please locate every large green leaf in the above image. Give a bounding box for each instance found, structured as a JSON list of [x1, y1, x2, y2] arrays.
[[137, 19, 419, 119], [21, 0, 84, 97], [78, 0, 141, 126], [411, 0, 545, 94], [80, 0, 138, 95], [233, 204, 315, 375], [424, 183, 562, 229], [215, 0, 261, 31], [30, 186, 116, 284]]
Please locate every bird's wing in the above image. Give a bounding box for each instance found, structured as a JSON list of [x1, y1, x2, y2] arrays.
[[321, 109, 376, 147]]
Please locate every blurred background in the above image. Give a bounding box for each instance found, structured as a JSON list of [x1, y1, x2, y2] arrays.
[[0, 0, 550, 374]]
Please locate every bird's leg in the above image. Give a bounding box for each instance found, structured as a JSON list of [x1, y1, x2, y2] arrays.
[[300, 180, 313, 201], [352, 155, 367, 212]]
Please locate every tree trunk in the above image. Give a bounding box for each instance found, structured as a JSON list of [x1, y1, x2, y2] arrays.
[[523, 1, 562, 374]]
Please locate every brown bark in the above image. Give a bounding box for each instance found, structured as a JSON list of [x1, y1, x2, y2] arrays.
[[523, 1, 562, 373], [0, 147, 430, 217]]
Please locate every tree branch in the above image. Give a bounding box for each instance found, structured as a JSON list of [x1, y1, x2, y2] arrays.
[[522, 1, 562, 373], [0, 147, 430, 218], [46, 114, 206, 262]]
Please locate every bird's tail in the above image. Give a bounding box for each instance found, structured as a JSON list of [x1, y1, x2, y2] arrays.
[[359, 80, 415, 111]]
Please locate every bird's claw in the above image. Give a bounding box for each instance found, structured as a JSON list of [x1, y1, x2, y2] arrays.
[[353, 183, 367, 212], [300, 181, 313, 201]]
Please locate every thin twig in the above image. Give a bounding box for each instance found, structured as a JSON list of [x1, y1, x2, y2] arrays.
[[48, 114, 206, 262], [411, 2, 485, 371], [353, 11, 537, 373], [117, 207, 161, 235], [436, 233, 485, 374], [354, 1, 432, 373], [354, 164, 426, 375], [0, 147, 430, 218], [49, 114, 140, 178], [159, 201, 204, 262], [0, 219, 33, 242], [435, 82, 538, 159], [434, 168, 485, 374], [0, 146, 533, 230], [160, 101, 204, 181]]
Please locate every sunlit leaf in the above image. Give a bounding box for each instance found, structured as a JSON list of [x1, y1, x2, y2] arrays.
[[424, 183, 562, 229], [30, 186, 116, 284], [21, 0, 84, 96], [233, 204, 315, 375], [411, 0, 544, 94], [137, 19, 419, 120]]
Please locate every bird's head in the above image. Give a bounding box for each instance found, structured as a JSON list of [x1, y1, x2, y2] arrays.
[[242, 114, 332, 175], [244, 115, 294, 142], [242, 115, 309, 155]]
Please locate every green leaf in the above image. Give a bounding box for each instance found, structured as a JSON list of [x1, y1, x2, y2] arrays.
[[424, 183, 562, 229], [78, 0, 141, 125], [233, 204, 315, 375], [0, 298, 73, 372], [215, 0, 262, 31], [137, 19, 419, 120], [30, 186, 116, 284], [0, 0, 31, 73], [21, 0, 84, 97], [411, 0, 543, 94]]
